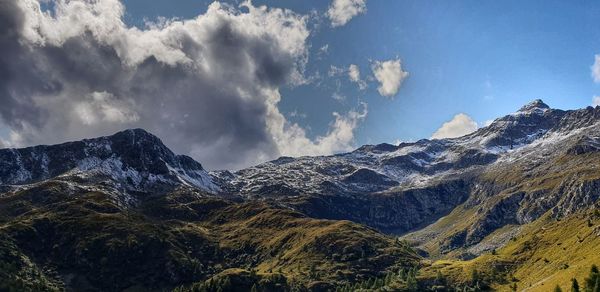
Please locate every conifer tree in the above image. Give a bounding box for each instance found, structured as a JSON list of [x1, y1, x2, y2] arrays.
[[385, 272, 392, 285], [399, 269, 406, 281], [471, 269, 480, 286], [585, 264, 599, 292], [510, 283, 518, 292], [436, 270, 445, 286], [572, 278, 580, 292], [361, 279, 368, 289], [406, 272, 418, 291]]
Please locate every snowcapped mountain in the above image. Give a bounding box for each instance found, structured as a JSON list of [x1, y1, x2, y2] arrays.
[[0, 129, 220, 205], [223, 99, 566, 196], [215, 100, 600, 249], [1, 100, 599, 255]]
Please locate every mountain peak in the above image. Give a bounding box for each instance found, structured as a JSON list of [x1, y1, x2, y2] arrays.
[[518, 99, 550, 112], [120, 128, 154, 136], [0, 128, 220, 194], [109, 128, 163, 146]]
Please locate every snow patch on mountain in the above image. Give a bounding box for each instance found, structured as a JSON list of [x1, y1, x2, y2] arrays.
[[0, 129, 220, 195]]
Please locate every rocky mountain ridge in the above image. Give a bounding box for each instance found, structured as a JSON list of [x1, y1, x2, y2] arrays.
[[1, 100, 599, 256], [216, 99, 600, 254], [0, 129, 219, 206], [1, 99, 600, 291]]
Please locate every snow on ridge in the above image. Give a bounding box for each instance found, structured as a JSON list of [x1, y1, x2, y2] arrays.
[[10, 149, 33, 184], [228, 112, 598, 196], [73, 155, 220, 193], [167, 163, 221, 193], [493, 120, 600, 165], [76, 156, 144, 187]]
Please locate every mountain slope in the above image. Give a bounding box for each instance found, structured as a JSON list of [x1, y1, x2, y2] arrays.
[[2, 100, 600, 291], [0, 130, 419, 291], [218, 100, 600, 256], [418, 209, 600, 291], [403, 107, 600, 257]]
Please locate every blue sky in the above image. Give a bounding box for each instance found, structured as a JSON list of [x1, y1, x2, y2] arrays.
[[120, 0, 600, 145]]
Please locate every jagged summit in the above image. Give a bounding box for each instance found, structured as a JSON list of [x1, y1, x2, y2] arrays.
[[517, 99, 550, 112], [0, 128, 219, 194], [110, 128, 164, 145]]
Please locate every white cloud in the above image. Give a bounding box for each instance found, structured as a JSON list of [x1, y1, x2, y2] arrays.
[[328, 65, 345, 77], [319, 44, 329, 55], [0, 0, 367, 170], [393, 138, 416, 146], [592, 55, 600, 83], [269, 102, 367, 157], [348, 64, 367, 90], [327, 0, 367, 27], [348, 64, 360, 82], [332, 92, 346, 101], [74, 92, 139, 125], [371, 58, 409, 98], [289, 110, 307, 119], [431, 113, 478, 139], [593, 96, 600, 107]]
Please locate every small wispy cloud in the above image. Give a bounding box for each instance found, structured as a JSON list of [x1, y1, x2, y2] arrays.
[[319, 44, 329, 54], [348, 64, 367, 90], [332, 92, 346, 101], [327, 0, 367, 27], [317, 44, 330, 59], [592, 55, 600, 83], [593, 95, 600, 107], [289, 110, 307, 119], [328, 65, 346, 77]]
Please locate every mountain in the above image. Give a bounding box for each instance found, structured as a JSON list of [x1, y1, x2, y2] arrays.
[[0, 129, 220, 205], [220, 99, 600, 289], [216, 100, 600, 252], [0, 129, 419, 291], [1, 100, 600, 291]]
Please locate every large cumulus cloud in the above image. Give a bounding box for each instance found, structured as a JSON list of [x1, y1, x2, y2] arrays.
[[0, 0, 366, 170]]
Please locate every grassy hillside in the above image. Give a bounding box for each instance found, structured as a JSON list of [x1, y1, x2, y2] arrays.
[[0, 181, 419, 291], [418, 209, 600, 291]]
